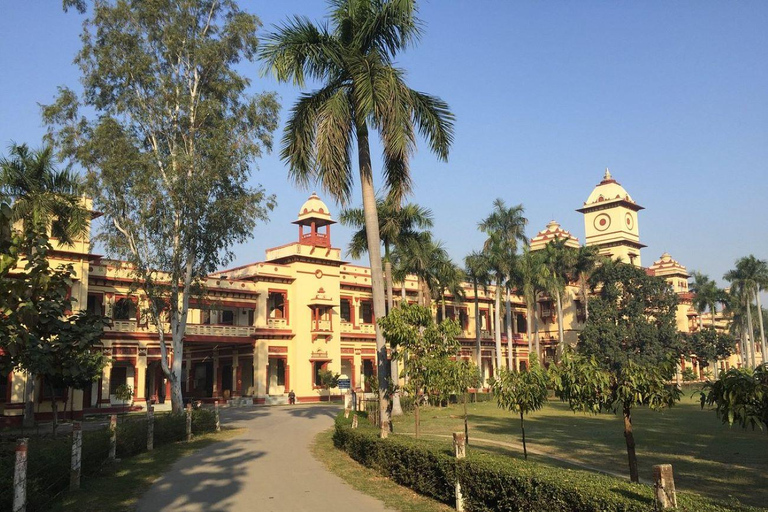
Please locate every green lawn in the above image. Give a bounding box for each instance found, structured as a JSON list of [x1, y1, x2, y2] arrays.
[[390, 392, 768, 509], [50, 428, 243, 512]]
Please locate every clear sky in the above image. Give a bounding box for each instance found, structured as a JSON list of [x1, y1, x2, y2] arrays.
[[1, 1, 766, 287]]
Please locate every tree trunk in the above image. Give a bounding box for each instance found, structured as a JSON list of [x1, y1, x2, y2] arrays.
[[49, 382, 59, 438], [23, 376, 36, 428], [386, 252, 403, 417], [520, 411, 527, 460], [581, 276, 590, 321], [746, 296, 756, 368], [555, 289, 565, 360], [415, 393, 420, 438], [356, 123, 389, 436], [623, 405, 639, 483], [463, 392, 469, 446], [755, 291, 766, 363], [441, 294, 447, 323], [506, 287, 514, 371], [533, 300, 540, 361], [526, 304, 532, 354], [494, 277, 503, 374], [401, 283, 406, 301]]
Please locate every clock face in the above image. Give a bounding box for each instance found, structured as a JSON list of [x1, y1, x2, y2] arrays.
[[594, 213, 611, 232], [625, 212, 634, 230]]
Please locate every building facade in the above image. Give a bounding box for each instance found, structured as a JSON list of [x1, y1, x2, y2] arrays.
[[1, 172, 759, 424]]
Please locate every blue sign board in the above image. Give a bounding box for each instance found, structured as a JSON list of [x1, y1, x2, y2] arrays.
[[338, 378, 351, 390]]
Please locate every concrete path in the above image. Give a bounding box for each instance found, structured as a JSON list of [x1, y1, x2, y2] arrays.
[[137, 404, 391, 512]]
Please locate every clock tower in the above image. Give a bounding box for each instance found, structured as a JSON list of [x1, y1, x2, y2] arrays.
[[577, 169, 645, 266]]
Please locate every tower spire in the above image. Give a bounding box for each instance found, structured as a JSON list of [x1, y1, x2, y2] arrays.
[[604, 167, 612, 180]]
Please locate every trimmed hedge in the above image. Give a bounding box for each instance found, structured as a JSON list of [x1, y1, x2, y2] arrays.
[[333, 414, 759, 512], [0, 408, 218, 511]]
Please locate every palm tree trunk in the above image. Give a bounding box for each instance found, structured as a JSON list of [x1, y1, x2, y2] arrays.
[[520, 411, 527, 460], [401, 283, 406, 301], [23, 376, 36, 428], [755, 291, 766, 364], [385, 249, 403, 416], [494, 277, 503, 375], [506, 287, 514, 371], [746, 295, 756, 368], [555, 290, 564, 360], [533, 300, 540, 361], [417, 278, 424, 306], [441, 293, 447, 323], [526, 303, 532, 354], [356, 123, 389, 437], [473, 280, 482, 378], [711, 302, 720, 378], [581, 276, 590, 321]]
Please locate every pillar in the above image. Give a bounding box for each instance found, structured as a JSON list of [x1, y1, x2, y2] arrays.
[[233, 351, 240, 397], [134, 350, 147, 408], [212, 348, 219, 397], [254, 342, 267, 397], [100, 360, 112, 405]]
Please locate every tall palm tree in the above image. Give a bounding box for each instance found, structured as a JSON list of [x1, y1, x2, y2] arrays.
[[433, 255, 466, 322], [0, 143, 88, 246], [572, 245, 601, 322], [261, 0, 454, 434], [541, 238, 577, 358], [512, 247, 547, 361], [0, 142, 90, 428], [479, 199, 528, 373], [724, 256, 767, 367], [394, 231, 446, 307], [690, 271, 717, 331], [465, 251, 491, 373], [340, 197, 433, 312]]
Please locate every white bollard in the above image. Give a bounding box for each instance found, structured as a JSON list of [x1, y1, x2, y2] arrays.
[[453, 432, 466, 512], [13, 438, 28, 512], [109, 414, 117, 461], [351, 414, 358, 429], [147, 405, 154, 451], [70, 422, 82, 491], [214, 401, 221, 432], [653, 464, 678, 509], [186, 404, 192, 442]]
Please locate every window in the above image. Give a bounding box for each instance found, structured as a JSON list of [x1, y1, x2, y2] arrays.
[[202, 310, 212, 325], [340, 298, 352, 323], [247, 309, 255, 326], [276, 359, 286, 386], [516, 313, 527, 333], [114, 298, 137, 321], [361, 300, 373, 324], [313, 361, 328, 387], [87, 293, 103, 316], [268, 291, 287, 319], [221, 310, 235, 325], [109, 366, 128, 394], [459, 309, 469, 331]]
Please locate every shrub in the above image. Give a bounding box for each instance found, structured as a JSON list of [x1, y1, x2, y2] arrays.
[[191, 408, 217, 434], [333, 413, 759, 512]]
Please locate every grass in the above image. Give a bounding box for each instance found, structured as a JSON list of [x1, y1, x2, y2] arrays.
[[391, 390, 768, 509], [49, 428, 243, 512], [312, 427, 453, 512]]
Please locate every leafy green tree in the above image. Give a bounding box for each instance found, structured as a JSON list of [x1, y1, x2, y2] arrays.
[[540, 238, 577, 359], [685, 327, 736, 379], [700, 363, 768, 433], [511, 247, 547, 360], [491, 359, 548, 459], [261, 0, 454, 434], [43, 0, 280, 413], [479, 199, 528, 373], [319, 369, 341, 402], [552, 260, 683, 482], [725, 256, 768, 367], [0, 229, 106, 433], [445, 359, 480, 444], [379, 303, 460, 438], [114, 384, 134, 416], [1, 143, 92, 427], [464, 251, 491, 372]]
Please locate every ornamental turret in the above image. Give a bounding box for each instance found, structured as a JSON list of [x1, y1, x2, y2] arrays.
[[577, 169, 645, 266], [292, 192, 335, 248]]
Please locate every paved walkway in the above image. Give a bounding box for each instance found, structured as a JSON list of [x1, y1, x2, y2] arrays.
[[137, 404, 391, 512]]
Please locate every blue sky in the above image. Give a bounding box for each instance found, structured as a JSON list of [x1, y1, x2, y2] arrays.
[[1, 1, 766, 286]]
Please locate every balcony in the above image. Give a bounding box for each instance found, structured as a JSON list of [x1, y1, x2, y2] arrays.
[[359, 323, 375, 334], [340, 321, 354, 333], [311, 319, 332, 332], [480, 329, 492, 339], [268, 318, 288, 329]]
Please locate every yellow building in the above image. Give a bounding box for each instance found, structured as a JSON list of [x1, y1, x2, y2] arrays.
[[0, 173, 754, 424]]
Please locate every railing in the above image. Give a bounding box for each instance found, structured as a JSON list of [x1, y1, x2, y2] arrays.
[[185, 324, 253, 337], [267, 318, 288, 329], [340, 321, 354, 333], [480, 329, 492, 339], [312, 319, 332, 332], [359, 323, 375, 334]]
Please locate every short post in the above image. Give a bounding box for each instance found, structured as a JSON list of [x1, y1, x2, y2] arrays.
[[146, 405, 154, 451], [653, 464, 677, 509], [453, 432, 466, 512], [13, 438, 28, 512], [186, 404, 192, 442], [351, 414, 358, 429], [70, 422, 82, 491], [109, 414, 117, 461], [214, 401, 221, 432]]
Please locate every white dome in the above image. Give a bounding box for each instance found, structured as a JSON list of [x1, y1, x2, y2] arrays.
[[294, 192, 335, 226], [583, 168, 636, 207]]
